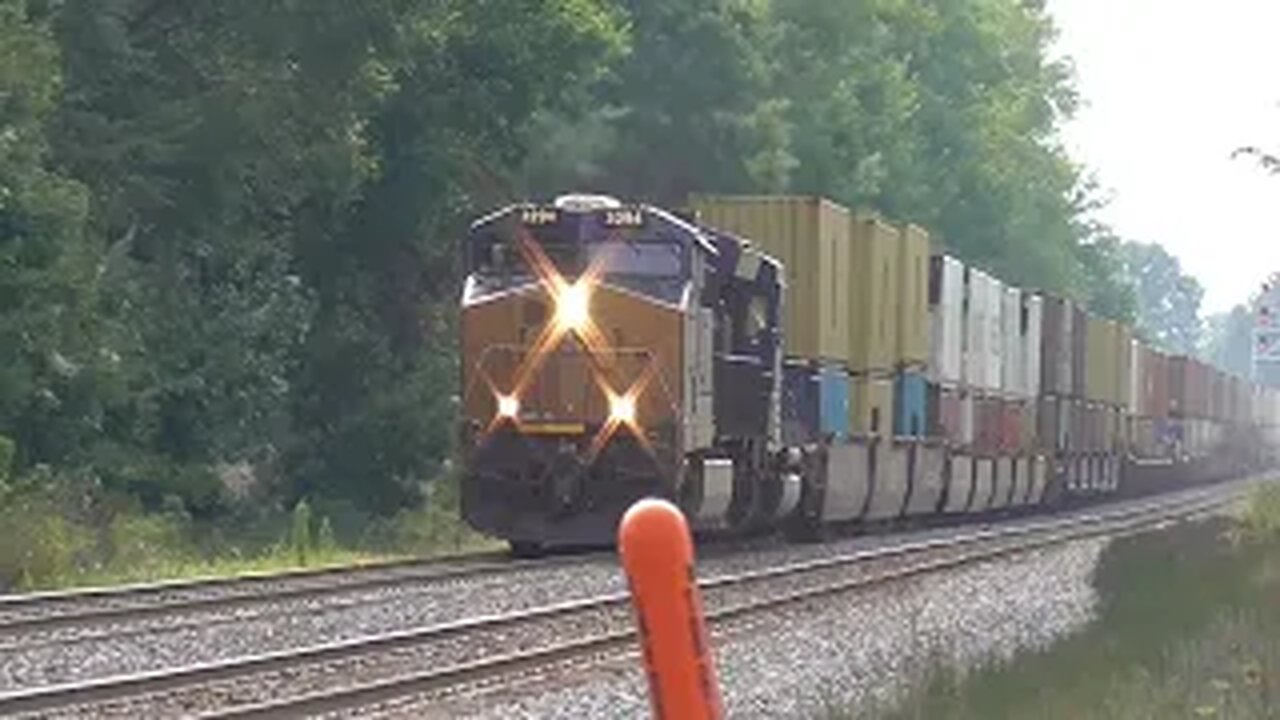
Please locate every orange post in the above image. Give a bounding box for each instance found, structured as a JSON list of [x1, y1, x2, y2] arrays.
[[618, 498, 723, 720]]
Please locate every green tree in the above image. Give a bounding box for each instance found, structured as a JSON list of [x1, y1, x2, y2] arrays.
[[523, 0, 782, 203], [1202, 305, 1254, 378], [0, 0, 101, 472], [1120, 241, 1204, 354]]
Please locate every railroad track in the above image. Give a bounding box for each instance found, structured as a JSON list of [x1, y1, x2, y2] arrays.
[[0, 549, 586, 645], [0, 477, 1259, 720]]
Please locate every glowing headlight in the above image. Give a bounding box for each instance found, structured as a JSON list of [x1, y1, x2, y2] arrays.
[[496, 394, 520, 420], [610, 394, 637, 425], [557, 282, 591, 332]]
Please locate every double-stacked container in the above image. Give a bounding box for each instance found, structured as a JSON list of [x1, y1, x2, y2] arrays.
[[928, 255, 969, 447], [849, 212, 899, 436], [965, 268, 1004, 458], [1037, 295, 1074, 460], [893, 224, 930, 437]]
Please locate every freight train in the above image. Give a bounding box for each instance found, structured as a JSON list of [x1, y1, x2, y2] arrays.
[[458, 194, 1280, 554]]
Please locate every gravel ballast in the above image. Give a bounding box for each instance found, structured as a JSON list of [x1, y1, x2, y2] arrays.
[[401, 536, 1108, 719], [0, 507, 1113, 692]]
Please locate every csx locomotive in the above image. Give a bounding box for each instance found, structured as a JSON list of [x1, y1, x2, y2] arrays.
[[458, 194, 1280, 554]]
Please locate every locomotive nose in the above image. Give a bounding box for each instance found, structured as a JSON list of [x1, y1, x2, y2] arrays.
[[546, 444, 587, 514]]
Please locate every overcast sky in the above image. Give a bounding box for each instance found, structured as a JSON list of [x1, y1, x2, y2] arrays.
[[1047, 0, 1280, 314]]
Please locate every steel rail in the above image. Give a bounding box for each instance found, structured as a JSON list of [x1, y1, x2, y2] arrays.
[[0, 550, 584, 639], [0, 478, 1255, 719]]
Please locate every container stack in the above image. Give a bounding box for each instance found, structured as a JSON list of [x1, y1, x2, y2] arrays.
[[849, 212, 899, 436], [928, 255, 967, 448], [1036, 294, 1075, 462], [893, 223, 931, 437], [998, 286, 1023, 456], [964, 268, 1004, 457]]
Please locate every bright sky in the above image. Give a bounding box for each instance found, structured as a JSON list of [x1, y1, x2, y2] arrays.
[[1047, 0, 1280, 314]]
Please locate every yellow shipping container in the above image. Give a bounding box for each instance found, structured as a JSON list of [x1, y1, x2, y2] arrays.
[[897, 224, 930, 367], [1085, 315, 1109, 404], [690, 195, 850, 363], [1114, 323, 1134, 408], [849, 212, 900, 373], [850, 376, 894, 437]]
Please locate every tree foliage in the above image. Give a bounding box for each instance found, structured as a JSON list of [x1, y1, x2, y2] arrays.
[[1202, 306, 1254, 379], [0, 0, 1179, 518], [1120, 241, 1204, 354]]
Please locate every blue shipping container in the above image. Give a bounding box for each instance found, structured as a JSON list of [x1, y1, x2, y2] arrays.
[[894, 371, 929, 437], [819, 365, 850, 440]]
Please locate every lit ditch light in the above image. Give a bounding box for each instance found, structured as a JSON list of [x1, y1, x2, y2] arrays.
[[609, 393, 637, 426], [496, 393, 521, 421]]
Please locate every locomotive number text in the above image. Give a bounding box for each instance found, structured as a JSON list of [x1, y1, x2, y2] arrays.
[[604, 209, 645, 227], [520, 208, 559, 226]]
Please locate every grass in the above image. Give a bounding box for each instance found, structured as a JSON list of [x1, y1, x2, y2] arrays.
[[840, 483, 1280, 720], [0, 476, 501, 593]]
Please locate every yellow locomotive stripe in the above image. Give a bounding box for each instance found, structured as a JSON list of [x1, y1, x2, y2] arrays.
[[522, 422, 588, 435]]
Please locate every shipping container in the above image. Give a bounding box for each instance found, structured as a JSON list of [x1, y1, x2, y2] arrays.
[[1022, 293, 1043, 398], [1036, 396, 1066, 453], [1071, 306, 1088, 398], [692, 195, 851, 362], [1128, 340, 1144, 415], [818, 365, 850, 440], [1039, 294, 1073, 396], [1114, 324, 1134, 408], [1000, 286, 1023, 396], [1085, 315, 1108, 404], [928, 255, 965, 384], [964, 269, 1003, 391], [1070, 400, 1089, 453], [1168, 355, 1189, 418], [974, 394, 1002, 455], [957, 388, 976, 447], [1019, 401, 1038, 451], [849, 212, 900, 372], [999, 399, 1021, 453], [897, 224, 930, 367], [850, 376, 894, 436], [894, 371, 928, 437], [1145, 349, 1169, 418]]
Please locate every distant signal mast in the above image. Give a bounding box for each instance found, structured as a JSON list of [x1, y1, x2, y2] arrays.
[[1254, 272, 1280, 387]]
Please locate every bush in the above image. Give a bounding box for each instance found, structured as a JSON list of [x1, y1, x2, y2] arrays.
[[0, 481, 94, 591], [1236, 483, 1280, 546]]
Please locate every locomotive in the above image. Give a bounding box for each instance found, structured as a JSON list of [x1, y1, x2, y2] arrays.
[[458, 194, 1280, 554]]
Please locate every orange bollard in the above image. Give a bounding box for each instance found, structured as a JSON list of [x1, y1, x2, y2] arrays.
[[618, 498, 723, 720]]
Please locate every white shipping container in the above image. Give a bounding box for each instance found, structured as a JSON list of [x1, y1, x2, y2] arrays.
[[958, 390, 975, 445], [1022, 294, 1043, 398], [1000, 285, 1023, 396], [963, 268, 987, 389], [929, 256, 965, 384], [984, 275, 1004, 391], [1127, 340, 1143, 414]]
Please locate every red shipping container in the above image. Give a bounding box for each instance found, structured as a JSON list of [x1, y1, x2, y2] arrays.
[[935, 386, 963, 445], [1168, 356, 1189, 418], [1000, 400, 1021, 453], [1144, 350, 1169, 419], [975, 395, 1002, 455]]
